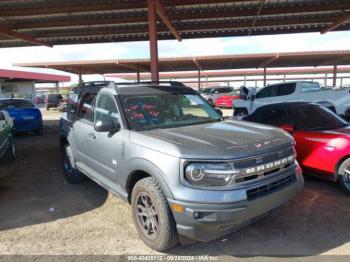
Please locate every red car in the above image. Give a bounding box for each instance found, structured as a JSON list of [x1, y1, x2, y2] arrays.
[[244, 102, 350, 194], [214, 91, 240, 108]]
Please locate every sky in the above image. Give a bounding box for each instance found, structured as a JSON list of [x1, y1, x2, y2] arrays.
[[0, 31, 350, 83]]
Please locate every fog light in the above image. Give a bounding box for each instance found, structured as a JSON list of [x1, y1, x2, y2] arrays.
[[193, 212, 200, 219]]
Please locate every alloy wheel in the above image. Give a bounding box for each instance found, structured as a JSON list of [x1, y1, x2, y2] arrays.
[[136, 192, 159, 240]]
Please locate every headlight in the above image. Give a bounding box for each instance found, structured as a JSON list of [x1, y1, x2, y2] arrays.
[[184, 162, 239, 188]]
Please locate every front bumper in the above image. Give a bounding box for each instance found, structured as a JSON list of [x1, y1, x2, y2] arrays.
[[168, 168, 304, 242]]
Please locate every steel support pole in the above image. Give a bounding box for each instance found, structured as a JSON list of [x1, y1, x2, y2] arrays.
[[136, 66, 140, 83], [148, 0, 159, 83], [197, 69, 201, 91], [324, 73, 328, 87], [263, 67, 267, 86], [333, 64, 338, 87], [78, 72, 83, 84]]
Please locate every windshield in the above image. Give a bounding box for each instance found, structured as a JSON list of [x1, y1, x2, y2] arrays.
[[0, 99, 34, 110], [200, 88, 215, 94], [291, 105, 347, 131], [121, 93, 222, 131]]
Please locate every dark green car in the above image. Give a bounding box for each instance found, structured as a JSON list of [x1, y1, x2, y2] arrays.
[[0, 110, 15, 162]]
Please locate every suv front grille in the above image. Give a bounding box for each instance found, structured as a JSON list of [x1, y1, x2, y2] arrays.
[[230, 146, 295, 184], [246, 174, 296, 201]]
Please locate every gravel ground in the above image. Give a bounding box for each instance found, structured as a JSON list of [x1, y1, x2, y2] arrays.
[[0, 109, 349, 258]]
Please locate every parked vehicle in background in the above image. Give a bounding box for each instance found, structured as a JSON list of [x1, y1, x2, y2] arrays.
[[244, 102, 350, 194], [60, 81, 303, 251], [0, 99, 43, 135], [46, 93, 63, 110], [0, 110, 15, 162], [200, 86, 234, 105], [234, 81, 350, 119], [214, 90, 241, 108]]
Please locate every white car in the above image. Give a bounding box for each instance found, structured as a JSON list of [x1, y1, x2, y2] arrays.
[[234, 81, 350, 120]]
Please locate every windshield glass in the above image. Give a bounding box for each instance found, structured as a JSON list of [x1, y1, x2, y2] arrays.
[[291, 105, 347, 131], [300, 82, 321, 92], [121, 93, 222, 131], [0, 99, 34, 110], [200, 88, 215, 94]]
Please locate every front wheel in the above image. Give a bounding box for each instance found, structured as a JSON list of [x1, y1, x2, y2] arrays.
[[131, 177, 178, 251], [337, 158, 350, 194], [233, 108, 248, 117], [2, 138, 16, 163], [62, 145, 86, 184]]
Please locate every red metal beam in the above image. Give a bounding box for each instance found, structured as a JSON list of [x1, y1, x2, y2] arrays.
[[257, 54, 279, 68], [148, 0, 159, 82], [321, 14, 350, 34], [0, 26, 52, 47], [155, 0, 182, 41]]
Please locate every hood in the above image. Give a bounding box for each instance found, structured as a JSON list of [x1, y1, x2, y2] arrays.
[[130, 120, 294, 159]]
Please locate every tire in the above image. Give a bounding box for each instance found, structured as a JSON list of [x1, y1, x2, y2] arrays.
[[62, 144, 86, 184], [233, 108, 248, 117], [2, 138, 16, 163], [131, 177, 178, 251], [338, 158, 350, 194], [35, 124, 43, 136], [46, 106, 50, 111]]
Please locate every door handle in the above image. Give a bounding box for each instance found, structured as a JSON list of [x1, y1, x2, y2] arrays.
[[88, 132, 96, 140]]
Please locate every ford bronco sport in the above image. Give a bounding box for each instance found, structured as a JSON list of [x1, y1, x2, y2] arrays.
[[60, 81, 304, 251]]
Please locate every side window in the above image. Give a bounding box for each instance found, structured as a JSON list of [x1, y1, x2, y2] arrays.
[[95, 93, 119, 126], [276, 83, 296, 96], [255, 85, 277, 99], [78, 93, 96, 123], [260, 108, 292, 126]]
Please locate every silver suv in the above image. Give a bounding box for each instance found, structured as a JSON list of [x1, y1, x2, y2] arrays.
[[60, 81, 304, 251]]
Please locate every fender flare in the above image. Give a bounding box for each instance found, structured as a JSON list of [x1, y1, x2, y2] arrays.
[[124, 158, 174, 200]]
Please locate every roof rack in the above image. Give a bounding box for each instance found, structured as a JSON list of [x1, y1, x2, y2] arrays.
[[80, 80, 186, 89]]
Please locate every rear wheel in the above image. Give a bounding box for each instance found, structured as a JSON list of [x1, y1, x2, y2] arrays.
[[131, 177, 178, 251], [2, 138, 16, 163], [46, 106, 50, 111], [337, 158, 350, 194], [62, 144, 86, 184], [35, 124, 43, 136]]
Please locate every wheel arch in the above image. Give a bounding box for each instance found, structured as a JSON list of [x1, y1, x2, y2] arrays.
[[125, 159, 174, 204], [334, 154, 350, 181]]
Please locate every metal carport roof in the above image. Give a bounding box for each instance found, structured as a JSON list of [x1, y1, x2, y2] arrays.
[[14, 50, 350, 74], [0, 0, 350, 48]]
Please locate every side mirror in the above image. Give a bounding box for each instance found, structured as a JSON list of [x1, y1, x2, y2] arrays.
[[279, 124, 294, 133], [215, 108, 223, 117], [94, 118, 121, 133]]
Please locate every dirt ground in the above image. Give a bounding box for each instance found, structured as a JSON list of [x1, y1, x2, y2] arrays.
[[0, 109, 350, 257]]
